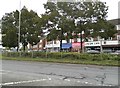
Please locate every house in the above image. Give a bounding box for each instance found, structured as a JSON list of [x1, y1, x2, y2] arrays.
[[28, 39, 46, 51], [85, 40, 120, 52], [45, 40, 60, 52], [45, 40, 71, 52], [84, 18, 120, 52]]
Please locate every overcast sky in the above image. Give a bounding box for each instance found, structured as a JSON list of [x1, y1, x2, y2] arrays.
[[0, 0, 119, 20]]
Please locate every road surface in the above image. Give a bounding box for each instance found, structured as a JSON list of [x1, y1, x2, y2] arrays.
[[0, 60, 119, 86]]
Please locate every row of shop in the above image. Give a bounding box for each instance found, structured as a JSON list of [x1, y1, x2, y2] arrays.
[[45, 42, 84, 52], [30, 40, 120, 52]]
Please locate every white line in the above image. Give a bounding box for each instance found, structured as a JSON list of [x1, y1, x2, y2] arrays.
[[48, 78, 51, 80], [85, 81, 88, 84], [64, 79, 70, 82], [0, 79, 48, 86], [0, 70, 11, 75], [0, 70, 11, 73], [0, 72, 5, 74]]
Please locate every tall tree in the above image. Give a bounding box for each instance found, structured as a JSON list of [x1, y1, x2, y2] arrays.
[[2, 6, 43, 51], [43, 2, 75, 42], [2, 13, 18, 49], [20, 7, 42, 51], [43, 1, 117, 41]]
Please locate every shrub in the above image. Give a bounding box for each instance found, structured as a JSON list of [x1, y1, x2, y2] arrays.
[[2, 51, 120, 61]]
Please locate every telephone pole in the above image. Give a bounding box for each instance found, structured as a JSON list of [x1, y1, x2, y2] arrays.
[[18, 0, 21, 52]]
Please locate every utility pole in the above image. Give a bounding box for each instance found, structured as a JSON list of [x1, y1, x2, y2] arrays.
[[81, 31, 84, 53], [60, 28, 63, 52], [78, 20, 83, 53], [18, 0, 21, 52], [80, 31, 82, 53], [55, 0, 63, 52], [100, 39, 103, 53]]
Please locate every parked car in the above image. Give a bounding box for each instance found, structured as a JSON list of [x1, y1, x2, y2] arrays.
[[110, 50, 120, 55], [102, 49, 112, 53], [86, 50, 100, 54]]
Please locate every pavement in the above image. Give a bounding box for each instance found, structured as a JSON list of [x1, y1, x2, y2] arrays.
[[0, 60, 119, 86]]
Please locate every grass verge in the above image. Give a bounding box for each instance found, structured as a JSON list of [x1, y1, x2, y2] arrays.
[[1, 56, 119, 66]]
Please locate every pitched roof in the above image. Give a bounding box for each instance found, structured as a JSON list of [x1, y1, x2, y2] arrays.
[[108, 18, 120, 25]]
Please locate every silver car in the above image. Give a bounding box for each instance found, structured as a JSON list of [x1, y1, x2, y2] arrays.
[[111, 50, 120, 55], [86, 50, 100, 54]]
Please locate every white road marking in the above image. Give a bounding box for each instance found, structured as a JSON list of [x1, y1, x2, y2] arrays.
[[0, 70, 3, 72], [0, 73, 4, 74], [0, 78, 48, 86], [59, 77, 63, 80], [42, 79, 47, 81], [88, 82, 93, 85], [85, 81, 88, 84], [0, 70, 5, 71], [64, 79, 70, 81], [0, 70, 11, 73], [0, 70, 12, 75], [48, 78, 51, 80]]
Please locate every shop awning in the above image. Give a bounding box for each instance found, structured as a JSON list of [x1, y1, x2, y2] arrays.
[[62, 43, 72, 49], [72, 42, 85, 48]]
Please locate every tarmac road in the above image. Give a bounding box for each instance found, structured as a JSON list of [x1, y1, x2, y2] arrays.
[[0, 60, 119, 86]]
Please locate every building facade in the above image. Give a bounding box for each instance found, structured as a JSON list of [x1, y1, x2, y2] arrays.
[[28, 19, 120, 52]]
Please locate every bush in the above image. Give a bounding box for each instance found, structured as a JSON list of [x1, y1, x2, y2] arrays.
[[2, 51, 120, 61]]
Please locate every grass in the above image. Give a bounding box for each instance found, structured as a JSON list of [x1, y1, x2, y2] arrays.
[[1, 56, 119, 66], [0, 54, 2, 59]]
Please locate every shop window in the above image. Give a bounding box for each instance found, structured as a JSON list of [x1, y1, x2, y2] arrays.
[[104, 41, 106, 44], [54, 40, 56, 44], [90, 43, 93, 45]]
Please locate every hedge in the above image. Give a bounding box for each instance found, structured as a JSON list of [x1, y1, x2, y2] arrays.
[[2, 51, 120, 61]]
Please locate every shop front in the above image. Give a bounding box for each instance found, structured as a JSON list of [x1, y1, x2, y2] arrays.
[[72, 42, 85, 52]]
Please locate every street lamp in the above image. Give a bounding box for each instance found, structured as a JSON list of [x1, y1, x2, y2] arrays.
[[37, 36, 41, 51], [75, 20, 84, 53], [18, 0, 21, 52], [100, 39, 103, 53], [57, 28, 62, 52], [80, 31, 84, 53], [60, 28, 63, 52]]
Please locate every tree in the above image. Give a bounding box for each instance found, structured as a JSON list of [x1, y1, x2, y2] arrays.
[[19, 7, 44, 57], [90, 19, 117, 39], [16, 7, 41, 51], [43, 1, 117, 41], [43, 2, 75, 42], [2, 6, 43, 51], [2, 13, 18, 49]]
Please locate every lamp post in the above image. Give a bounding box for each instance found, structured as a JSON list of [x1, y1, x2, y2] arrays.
[[60, 28, 63, 52], [38, 36, 41, 51], [80, 31, 84, 53], [18, 0, 21, 52], [100, 39, 103, 53], [57, 28, 62, 52], [75, 21, 84, 53], [55, 1, 62, 52]]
